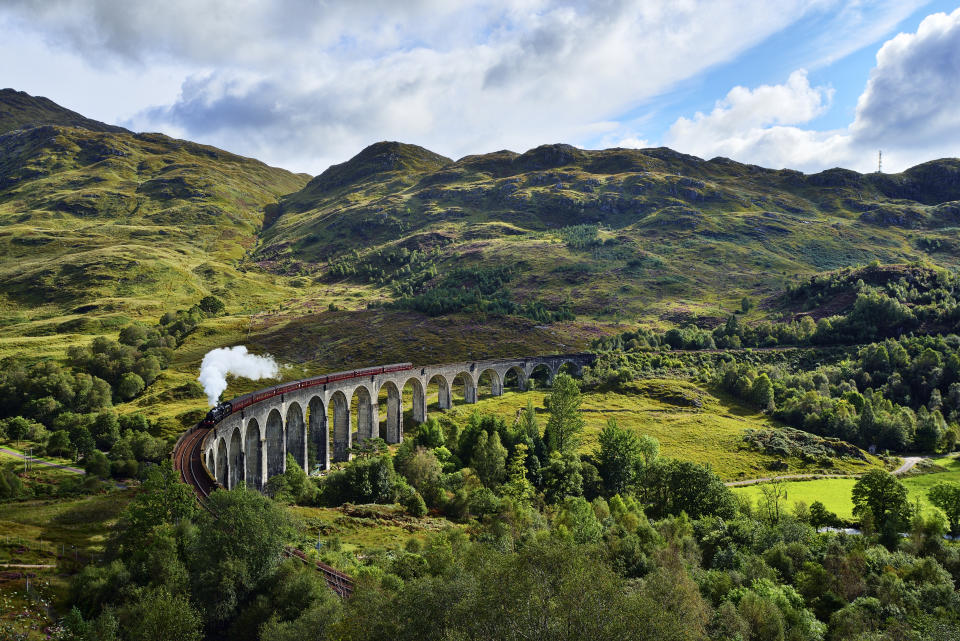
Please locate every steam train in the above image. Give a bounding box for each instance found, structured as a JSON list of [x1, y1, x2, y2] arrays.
[[199, 362, 414, 428]]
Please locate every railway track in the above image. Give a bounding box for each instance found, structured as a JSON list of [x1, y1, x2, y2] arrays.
[[172, 425, 354, 597]]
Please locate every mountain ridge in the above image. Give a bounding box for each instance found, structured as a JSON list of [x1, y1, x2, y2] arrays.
[[0, 88, 129, 135], [290, 137, 960, 205], [1, 88, 959, 370]]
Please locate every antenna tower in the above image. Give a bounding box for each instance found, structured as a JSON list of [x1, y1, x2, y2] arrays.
[[877, 150, 882, 173]]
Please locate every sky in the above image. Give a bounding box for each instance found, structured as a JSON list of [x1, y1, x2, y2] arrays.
[[1, 0, 958, 175]]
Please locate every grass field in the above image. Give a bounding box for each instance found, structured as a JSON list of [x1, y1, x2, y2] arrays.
[[437, 379, 883, 481], [0, 490, 132, 562], [286, 503, 458, 573], [732, 455, 960, 522], [732, 478, 860, 520], [0, 489, 134, 640], [0, 449, 88, 499], [1, 447, 80, 471]]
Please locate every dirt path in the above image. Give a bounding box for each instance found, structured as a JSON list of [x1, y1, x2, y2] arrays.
[[0, 563, 56, 569], [726, 456, 928, 487], [892, 456, 924, 475], [0, 447, 84, 474]]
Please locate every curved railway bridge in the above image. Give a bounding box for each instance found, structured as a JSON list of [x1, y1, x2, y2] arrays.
[[172, 412, 355, 596], [198, 353, 592, 492], [172, 353, 592, 596]]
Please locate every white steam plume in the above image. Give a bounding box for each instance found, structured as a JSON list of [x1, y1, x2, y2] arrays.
[[198, 346, 279, 406]]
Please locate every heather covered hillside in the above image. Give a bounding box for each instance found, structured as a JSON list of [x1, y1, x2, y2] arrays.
[[0, 95, 310, 340], [260, 140, 960, 326]]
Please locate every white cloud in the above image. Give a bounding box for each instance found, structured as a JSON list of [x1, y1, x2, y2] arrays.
[[2, 1, 952, 174], [608, 136, 652, 149], [662, 7, 960, 173], [0, 0, 827, 172], [666, 69, 833, 149], [852, 8, 960, 150]]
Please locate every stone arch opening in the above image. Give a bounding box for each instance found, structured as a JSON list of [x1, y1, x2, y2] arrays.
[[477, 368, 502, 399], [285, 403, 305, 470], [403, 377, 426, 425], [330, 390, 350, 462], [503, 365, 527, 391], [556, 360, 579, 378], [529, 364, 552, 389], [206, 449, 215, 477], [266, 408, 285, 480], [378, 381, 403, 444], [307, 396, 327, 474], [352, 385, 376, 444], [427, 373, 451, 410], [229, 427, 243, 490], [452, 371, 477, 405], [216, 437, 228, 487], [244, 419, 261, 489]]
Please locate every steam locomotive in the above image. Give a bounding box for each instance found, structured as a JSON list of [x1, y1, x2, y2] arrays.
[[199, 362, 414, 428]]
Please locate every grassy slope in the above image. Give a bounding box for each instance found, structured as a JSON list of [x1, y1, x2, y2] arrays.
[[261, 143, 960, 326], [732, 455, 960, 521], [0, 489, 132, 640], [440, 380, 882, 481], [286, 504, 455, 563], [734, 478, 861, 520], [0, 124, 309, 352]]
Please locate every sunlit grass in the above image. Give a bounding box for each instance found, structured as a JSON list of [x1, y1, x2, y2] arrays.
[[732, 455, 960, 523], [733, 478, 859, 520], [440, 379, 883, 480]]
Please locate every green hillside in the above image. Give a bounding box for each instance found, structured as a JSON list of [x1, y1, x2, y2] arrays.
[[0, 96, 310, 349], [0, 88, 129, 136], [260, 141, 960, 328], [4, 91, 960, 641], [2, 89, 960, 382]]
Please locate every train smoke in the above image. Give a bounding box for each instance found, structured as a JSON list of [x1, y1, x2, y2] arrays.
[[198, 346, 279, 406]]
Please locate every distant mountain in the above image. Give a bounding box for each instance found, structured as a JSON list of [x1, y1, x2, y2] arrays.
[[0, 88, 129, 135], [0, 91, 308, 332], [257, 139, 960, 327], [1, 89, 959, 367]]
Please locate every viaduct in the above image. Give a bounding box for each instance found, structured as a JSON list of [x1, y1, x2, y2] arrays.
[[200, 353, 594, 492]]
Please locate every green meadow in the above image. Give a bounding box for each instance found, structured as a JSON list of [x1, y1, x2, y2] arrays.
[[733, 455, 960, 522], [439, 379, 883, 481]]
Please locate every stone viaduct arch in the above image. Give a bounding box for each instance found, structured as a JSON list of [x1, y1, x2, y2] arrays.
[[229, 428, 243, 490], [286, 402, 306, 470], [244, 420, 260, 489], [200, 353, 593, 492], [215, 437, 227, 487]]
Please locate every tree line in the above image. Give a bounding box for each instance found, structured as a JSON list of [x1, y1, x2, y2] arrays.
[[57, 387, 960, 641], [0, 296, 225, 491], [593, 263, 960, 352]]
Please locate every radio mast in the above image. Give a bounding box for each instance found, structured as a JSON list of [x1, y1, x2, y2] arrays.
[[877, 150, 882, 173]]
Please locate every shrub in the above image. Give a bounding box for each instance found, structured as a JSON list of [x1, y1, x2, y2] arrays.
[[405, 491, 428, 517], [84, 450, 111, 478], [47, 430, 73, 457], [198, 295, 226, 315], [321, 455, 398, 505], [117, 372, 146, 401]]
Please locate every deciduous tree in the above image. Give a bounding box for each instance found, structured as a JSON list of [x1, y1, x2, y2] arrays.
[[544, 373, 584, 454], [928, 481, 960, 535], [595, 418, 643, 496], [852, 470, 912, 531]]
